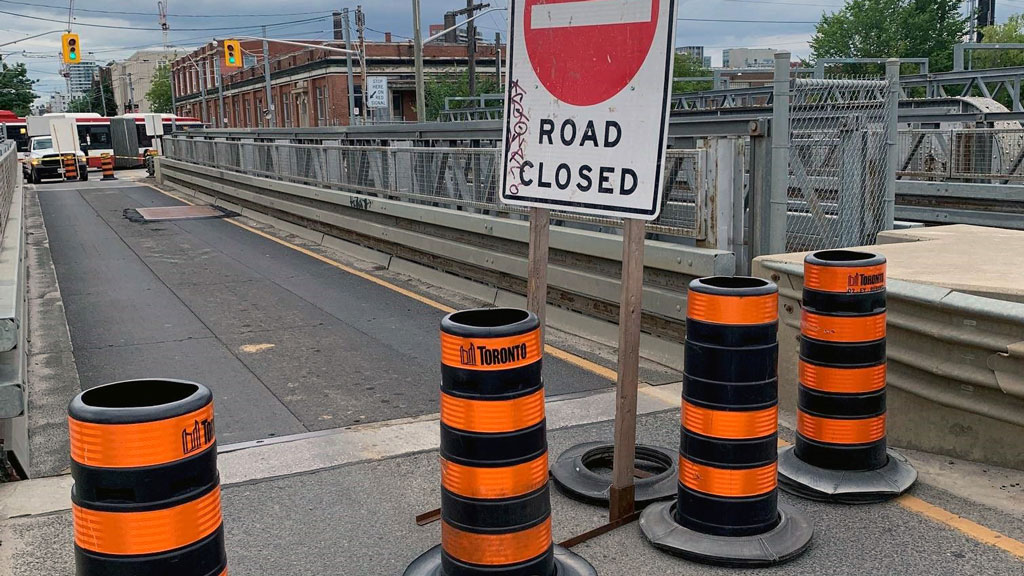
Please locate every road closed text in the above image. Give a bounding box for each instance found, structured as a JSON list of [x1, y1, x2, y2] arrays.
[[517, 119, 638, 196]]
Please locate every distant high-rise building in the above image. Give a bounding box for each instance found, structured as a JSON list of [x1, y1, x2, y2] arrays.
[[67, 60, 98, 96], [722, 48, 777, 69], [677, 46, 713, 69]]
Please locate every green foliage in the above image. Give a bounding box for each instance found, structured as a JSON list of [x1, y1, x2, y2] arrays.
[[672, 53, 712, 94], [0, 62, 37, 116], [422, 71, 498, 122], [65, 75, 117, 116], [810, 0, 967, 73], [975, 15, 1024, 69], [147, 64, 172, 114]]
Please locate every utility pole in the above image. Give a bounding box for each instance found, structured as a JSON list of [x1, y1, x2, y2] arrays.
[[356, 5, 367, 125], [128, 71, 138, 114], [99, 69, 107, 115], [262, 25, 274, 126], [467, 0, 477, 97], [343, 9, 356, 125], [495, 32, 502, 89], [215, 55, 225, 128], [413, 0, 425, 121]]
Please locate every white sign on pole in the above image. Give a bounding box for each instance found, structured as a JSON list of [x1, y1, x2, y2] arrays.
[[367, 76, 389, 109], [500, 0, 677, 220]]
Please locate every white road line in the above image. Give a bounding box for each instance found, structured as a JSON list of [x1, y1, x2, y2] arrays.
[[530, 0, 652, 29]]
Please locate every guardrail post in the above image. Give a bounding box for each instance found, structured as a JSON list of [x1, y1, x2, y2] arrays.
[[770, 52, 792, 254], [884, 58, 900, 230]]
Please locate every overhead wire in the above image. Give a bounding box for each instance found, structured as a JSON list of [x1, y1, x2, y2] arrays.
[[0, 0, 333, 18], [0, 9, 331, 32]]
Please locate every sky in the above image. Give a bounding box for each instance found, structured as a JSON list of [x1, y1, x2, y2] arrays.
[[0, 0, 1019, 105]]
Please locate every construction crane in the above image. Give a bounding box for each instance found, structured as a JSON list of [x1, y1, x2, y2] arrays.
[[158, 1, 169, 49]]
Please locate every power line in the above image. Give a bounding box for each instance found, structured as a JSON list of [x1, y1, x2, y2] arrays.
[[0, 9, 330, 32], [723, 0, 843, 7], [0, 0, 333, 18], [679, 17, 820, 23]]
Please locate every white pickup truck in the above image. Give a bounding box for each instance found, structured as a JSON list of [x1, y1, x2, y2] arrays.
[[22, 135, 88, 184]]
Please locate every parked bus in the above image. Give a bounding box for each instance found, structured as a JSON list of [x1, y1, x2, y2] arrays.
[[0, 112, 204, 168]]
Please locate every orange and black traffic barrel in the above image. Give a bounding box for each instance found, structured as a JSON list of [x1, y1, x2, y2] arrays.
[[405, 308, 595, 576], [63, 154, 78, 180], [101, 153, 117, 180], [778, 250, 916, 503], [69, 379, 227, 576], [641, 277, 812, 567]]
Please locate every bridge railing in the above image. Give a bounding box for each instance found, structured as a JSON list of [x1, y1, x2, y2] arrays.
[[163, 137, 707, 239], [899, 127, 1024, 182]]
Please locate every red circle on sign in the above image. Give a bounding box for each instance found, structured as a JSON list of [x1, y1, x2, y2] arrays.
[[524, 0, 660, 106]]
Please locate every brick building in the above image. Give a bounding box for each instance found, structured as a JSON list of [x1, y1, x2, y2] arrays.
[[171, 39, 500, 127]]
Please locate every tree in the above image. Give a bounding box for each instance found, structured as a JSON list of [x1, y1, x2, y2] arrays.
[[810, 0, 967, 73], [0, 61, 37, 116], [422, 70, 498, 121], [672, 53, 713, 94], [974, 15, 1024, 69], [147, 64, 172, 114]]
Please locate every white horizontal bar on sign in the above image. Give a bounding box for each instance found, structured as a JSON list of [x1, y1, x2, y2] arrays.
[[530, 0, 653, 29]]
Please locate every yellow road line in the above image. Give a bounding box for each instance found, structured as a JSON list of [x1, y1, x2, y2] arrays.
[[896, 495, 1024, 560], [776, 437, 1024, 560], [148, 185, 616, 382]]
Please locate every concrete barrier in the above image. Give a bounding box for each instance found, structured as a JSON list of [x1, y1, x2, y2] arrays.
[[157, 158, 736, 368], [754, 226, 1024, 470]]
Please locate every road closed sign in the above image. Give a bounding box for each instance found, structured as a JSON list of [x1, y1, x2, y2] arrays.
[[501, 0, 677, 219]]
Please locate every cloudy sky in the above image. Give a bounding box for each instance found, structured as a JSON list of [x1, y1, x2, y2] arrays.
[[0, 0, 1016, 104]]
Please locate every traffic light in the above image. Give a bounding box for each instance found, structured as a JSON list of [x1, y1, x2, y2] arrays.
[[223, 39, 241, 68], [61, 33, 80, 64]]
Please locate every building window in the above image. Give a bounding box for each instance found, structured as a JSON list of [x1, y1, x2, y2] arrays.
[[282, 92, 292, 127], [316, 85, 329, 126], [256, 97, 263, 127], [244, 98, 252, 127]]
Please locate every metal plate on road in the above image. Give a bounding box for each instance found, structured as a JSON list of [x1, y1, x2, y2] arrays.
[[133, 205, 230, 222], [500, 0, 677, 220]]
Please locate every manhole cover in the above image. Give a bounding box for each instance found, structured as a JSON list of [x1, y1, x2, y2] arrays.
[[126, 205, 235, 222]]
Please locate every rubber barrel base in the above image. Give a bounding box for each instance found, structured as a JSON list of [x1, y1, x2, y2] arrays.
[[639, 501, 813, 567], [777, 445, 917, 504], [550, 442, 677, 506], [404, 544, 596, 576]]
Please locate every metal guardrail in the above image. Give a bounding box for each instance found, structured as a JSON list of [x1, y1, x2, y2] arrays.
[[0, 140, 26, 419], [163, 137, 707, 239], [899, 128, 1024, 182]]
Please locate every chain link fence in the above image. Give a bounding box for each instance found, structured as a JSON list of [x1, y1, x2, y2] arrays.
[[899, 128, 1024, 182], [785, 77, 895, 251], [163, 137, 706, 239]]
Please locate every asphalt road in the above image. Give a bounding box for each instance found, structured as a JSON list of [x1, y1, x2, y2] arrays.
[[36, 179, 611, 444]]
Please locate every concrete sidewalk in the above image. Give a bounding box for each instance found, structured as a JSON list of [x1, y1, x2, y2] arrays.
[[3, 405, 1023, 576]]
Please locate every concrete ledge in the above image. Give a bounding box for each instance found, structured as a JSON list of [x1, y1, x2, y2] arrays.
[[754, 225, 1024, 470]]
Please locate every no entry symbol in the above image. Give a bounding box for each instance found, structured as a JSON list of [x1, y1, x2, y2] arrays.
[[524, 0, 661, 106]]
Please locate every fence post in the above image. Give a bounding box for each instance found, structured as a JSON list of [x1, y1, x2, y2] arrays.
[[884, 59, 900, 230], [769, 52, 792, 254]]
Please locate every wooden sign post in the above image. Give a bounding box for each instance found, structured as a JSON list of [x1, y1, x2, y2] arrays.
[[610, 218, 646, 520]]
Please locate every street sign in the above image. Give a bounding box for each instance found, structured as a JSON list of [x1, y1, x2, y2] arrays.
[[367, 76, 389, 109], [501, 0, 677, 220]]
